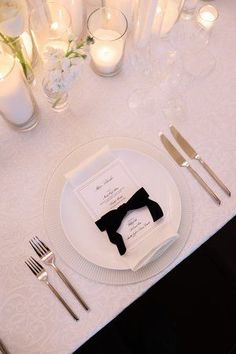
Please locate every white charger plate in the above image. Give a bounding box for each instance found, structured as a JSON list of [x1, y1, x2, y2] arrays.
[[60, 148, 182, 270], [44, 137, 192, 285]]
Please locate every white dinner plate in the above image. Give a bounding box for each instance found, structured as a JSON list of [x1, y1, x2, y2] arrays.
[[44, 137, 192, 285], [59, 147, 182, 270]]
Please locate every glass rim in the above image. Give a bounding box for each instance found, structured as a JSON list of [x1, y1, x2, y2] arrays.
[[29, 1, 71, 29], [0, 45, 15, 81], [87, 7, 128, 41], [198, 4, 219, 22]]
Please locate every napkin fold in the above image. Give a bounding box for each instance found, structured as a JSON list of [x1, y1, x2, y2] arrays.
[[65, 146, 179, 271]]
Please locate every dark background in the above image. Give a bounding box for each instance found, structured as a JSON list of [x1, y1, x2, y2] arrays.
[[75, 216, 236, 354]]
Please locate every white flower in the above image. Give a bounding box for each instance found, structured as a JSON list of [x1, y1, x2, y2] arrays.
[[44, 38, 89, 94], [61, 57, 71, 72], [0, 0, 27, 37]]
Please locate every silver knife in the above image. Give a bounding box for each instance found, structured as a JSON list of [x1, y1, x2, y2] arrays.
[[160, 133, 221, 205], [170, 125, 231, 196]]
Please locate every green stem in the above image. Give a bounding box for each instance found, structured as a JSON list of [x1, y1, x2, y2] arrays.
[[0, 32, 33, 82]]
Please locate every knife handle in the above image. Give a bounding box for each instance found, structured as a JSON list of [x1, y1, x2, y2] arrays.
[[187, 166, 221, 205], [197, 158, 231, 197]]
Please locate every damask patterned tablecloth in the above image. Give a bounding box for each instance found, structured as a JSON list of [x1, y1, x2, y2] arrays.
[[0, 0, 236, 353]]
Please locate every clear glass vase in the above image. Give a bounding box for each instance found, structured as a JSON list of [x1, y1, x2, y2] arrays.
[[42, 78, 69, 113], [0, 34, 34, 84], [0, 44, 39, 132]]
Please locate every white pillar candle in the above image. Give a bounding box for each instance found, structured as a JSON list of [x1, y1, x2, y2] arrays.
[[90, 29, 124, 75], [0, 54, 34, 126], [197, 5, 219, 31], [60, 0, 86, 38]]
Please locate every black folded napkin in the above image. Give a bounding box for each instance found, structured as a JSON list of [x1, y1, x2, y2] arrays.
[[95, 188, 163, 255]]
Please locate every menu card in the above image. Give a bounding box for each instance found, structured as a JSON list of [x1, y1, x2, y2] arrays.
[[74, 159, 157, 249]]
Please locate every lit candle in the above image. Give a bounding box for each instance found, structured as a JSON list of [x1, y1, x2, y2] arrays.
[[90, 29, 124, 75], [43, 21, 68, 58], [51, 21, 59, 31], [30, 3, 70, 61], [197, 5, 219, 30], [0, 53, 35, 127]]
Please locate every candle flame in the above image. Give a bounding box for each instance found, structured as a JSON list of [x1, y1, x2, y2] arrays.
[[156, 6, 162, 15], [51, 22, 59, 31], [201, 11, 216, 22]]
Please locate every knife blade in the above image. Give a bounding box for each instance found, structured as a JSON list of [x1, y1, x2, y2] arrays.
[[159, 133, 221, 205], [170, 125, 231, 196], [170, 125, 197, 159], [160, 133, 188, 167]]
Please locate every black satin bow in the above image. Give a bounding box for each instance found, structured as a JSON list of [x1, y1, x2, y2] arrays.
[[95, 187, 163, 255]]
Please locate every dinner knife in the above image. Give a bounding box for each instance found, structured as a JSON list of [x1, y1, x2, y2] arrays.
[[170, 125, 231, 196], [160, 133, 221, 205]]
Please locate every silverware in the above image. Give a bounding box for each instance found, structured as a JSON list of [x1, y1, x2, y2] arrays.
[[160, 133, 221, 205], [170, 125, 231, 196], [0, 339, 10, 354], [25, 257, 79, 321], [29, 236, 89, 311]]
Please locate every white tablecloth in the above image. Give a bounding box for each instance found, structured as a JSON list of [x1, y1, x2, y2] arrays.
[[0, 1, 236, 353]]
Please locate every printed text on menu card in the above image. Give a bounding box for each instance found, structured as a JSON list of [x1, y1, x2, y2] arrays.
[[74, 160, 155, 248]]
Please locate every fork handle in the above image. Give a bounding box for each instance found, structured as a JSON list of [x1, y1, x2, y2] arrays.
[[198, 158, 231, 196], [47, 282, 79, 321], [0, 339, 10, 354], [53, 266, 89, 311], [187, 165, 221, 205]]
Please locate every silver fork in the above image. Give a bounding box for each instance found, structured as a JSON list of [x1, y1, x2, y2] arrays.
[[29, 236, 89, 311], [25, 257, 79, 321]]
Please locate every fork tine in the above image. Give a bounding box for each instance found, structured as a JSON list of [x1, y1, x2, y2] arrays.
[[33, 236, 47, 255], [35, 236, 50, 252], [25, 260, 38, 275], [30, 257, 43, 271], [29, 239, 43, 257], [28, 258, 41, 273]]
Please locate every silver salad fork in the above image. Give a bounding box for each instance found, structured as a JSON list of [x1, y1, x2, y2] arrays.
[[29, 236, 89, 311], [25, 257, 79, 321]]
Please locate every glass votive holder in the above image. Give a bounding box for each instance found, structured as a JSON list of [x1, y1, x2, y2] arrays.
[[0, 44, 39, 132], [197, 4, 219, 31], [29, 2, 71, 61], [87, 7, 128, 77]]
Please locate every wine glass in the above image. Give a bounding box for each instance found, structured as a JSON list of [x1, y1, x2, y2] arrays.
[[128, 38, 183, 117]]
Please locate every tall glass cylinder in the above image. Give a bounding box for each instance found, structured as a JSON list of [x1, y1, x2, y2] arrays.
[[29, 2, 71, 60], [59, 0, 87, 39], [0, 45, 39, 131], [87, 7, 128, 77], [104, 0, 135, 31], [151, 0, 185, 38]]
